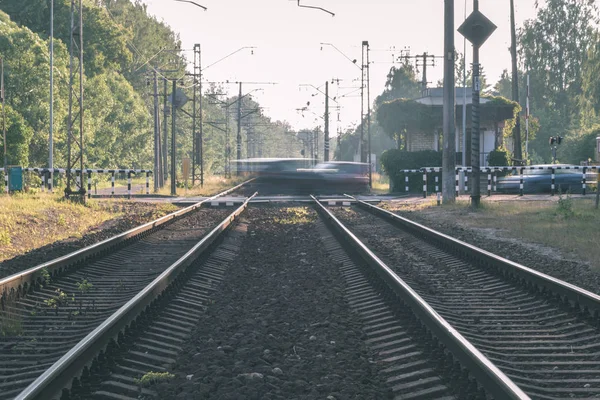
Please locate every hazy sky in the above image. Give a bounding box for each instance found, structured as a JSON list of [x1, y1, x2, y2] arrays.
[[141, 0, 538, 133]]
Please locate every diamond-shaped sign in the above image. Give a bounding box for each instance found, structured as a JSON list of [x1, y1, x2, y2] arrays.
[[458, 10, 497, 48], [168, 88, 188, 109]]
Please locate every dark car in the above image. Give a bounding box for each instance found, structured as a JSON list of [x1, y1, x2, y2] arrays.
[[495, 164, 596, 194]]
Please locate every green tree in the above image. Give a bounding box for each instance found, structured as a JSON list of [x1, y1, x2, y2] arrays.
[[518, 0, 598, 160], [375, 62, 421, 106], [579, 32, 600, 128], [0, 0, 133, 77], [0, 105, 34, 166], [84, 71, 152, 168], [0, 10, 70, 167]]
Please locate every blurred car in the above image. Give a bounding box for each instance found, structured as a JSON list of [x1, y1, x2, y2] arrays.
[[299, 161, 370, 193], [495, 164, 597, 194]]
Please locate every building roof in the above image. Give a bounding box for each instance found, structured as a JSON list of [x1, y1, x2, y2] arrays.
[[414, 87, 492, 106]]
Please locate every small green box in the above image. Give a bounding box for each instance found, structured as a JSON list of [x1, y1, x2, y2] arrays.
[[8, 166, 23, 192]]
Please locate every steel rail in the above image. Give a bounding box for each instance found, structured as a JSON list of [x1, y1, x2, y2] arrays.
[[312, 195, 529, 400], [348, 195, 600, 319], [15, 192, 258, 400], [0, 178, 254, 298]]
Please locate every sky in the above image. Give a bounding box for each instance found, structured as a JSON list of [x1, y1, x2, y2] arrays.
[[141, 0, 539, 134]]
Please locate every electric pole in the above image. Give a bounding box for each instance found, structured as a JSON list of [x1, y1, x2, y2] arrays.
[[153, 71, 160, 192], [510, 0, 523, 163], [65, 0, 85, 201], [49, 0, 54, 191], [1, 57, 6, 170], [171, 79, 176, 196], [237, 82, 242, 170], [163, 77, 169, 181], [324, 81, 329, 161], [366, 41, 372, 188], [442, 0, 456, 204], [192, 44, 203, 186], [360, 43, 365, 163], [399, 52, 443, 94]]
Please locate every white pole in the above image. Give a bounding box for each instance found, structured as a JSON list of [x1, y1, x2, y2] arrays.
[[49, 0, 54, 192]]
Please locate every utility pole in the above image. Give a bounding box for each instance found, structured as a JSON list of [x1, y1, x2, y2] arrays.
[[442, 0, 456, 204], [236, 82, 242, 175], [510, 0, 522, 163], [462, 0, 467, 168], [360, 43, 366, 163], [153, 71, 160, 192], [49, 0, 54, 191], [366, 41, 372, 188], [399, 52, 443, 94], [192, 44, 203, 186], [1, 57, 6, 170], [171, 79, 176, 196], [324, 81, 329, 161], [65, 0, 85, 201], [163, 77, 169, 181]]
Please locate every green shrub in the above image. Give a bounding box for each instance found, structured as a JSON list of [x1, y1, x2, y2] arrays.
[[487, 150, 510, 166], [380, 150, 442, 192]]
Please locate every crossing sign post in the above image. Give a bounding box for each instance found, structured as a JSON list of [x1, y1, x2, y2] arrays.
[[458, 3, 496, 207]]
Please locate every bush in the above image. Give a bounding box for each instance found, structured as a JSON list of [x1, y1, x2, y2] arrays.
[[487, 150, 510, 166], [381, 149, 442, 192]]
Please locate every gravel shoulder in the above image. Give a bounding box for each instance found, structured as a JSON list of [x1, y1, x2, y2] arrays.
[[158, 206, 391, 400], [380, 199, 600, 295]]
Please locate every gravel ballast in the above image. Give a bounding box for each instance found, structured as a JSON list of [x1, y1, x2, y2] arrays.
[[159, 206, 391, 399]]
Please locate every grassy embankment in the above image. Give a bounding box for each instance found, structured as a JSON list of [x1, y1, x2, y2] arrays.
[[392, 195, 600, 271], [0, 193, 176, 263], [155, 175, 248, 197]]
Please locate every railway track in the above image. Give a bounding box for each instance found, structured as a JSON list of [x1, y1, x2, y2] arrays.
[[0, 182, 252, 400], [323, 197, 600, 400], [3, 200, 524, 400], [6, 192, 596, 400]]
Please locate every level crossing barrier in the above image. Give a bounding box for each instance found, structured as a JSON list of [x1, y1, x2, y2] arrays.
[[397, 165, 599, 198], [0, 168, 153, 199]]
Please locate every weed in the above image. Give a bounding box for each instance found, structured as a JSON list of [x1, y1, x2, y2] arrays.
[[135, 371, 175, 387], [40, 267, 51, 288], [76, 279, 93, 312], [557, 191, 574, 218], [273, 208, 315, 225], [0, 229, 10, 246], [76, 279, 93, 294], [57, 214, 67, 226], [0, 305, 23, 337], [44, 289, 70, 314]]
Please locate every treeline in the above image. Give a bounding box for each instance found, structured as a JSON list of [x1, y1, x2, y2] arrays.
[[491, 0, 600, 164], [0, 0, 302, 173]]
